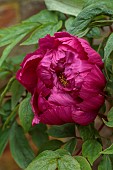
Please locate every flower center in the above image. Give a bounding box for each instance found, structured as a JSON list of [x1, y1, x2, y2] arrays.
[[59, 73, 68, 86]]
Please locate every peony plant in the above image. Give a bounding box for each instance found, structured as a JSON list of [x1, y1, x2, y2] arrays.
[[17, 32, 106, 126], [0, 0, 113, 170]]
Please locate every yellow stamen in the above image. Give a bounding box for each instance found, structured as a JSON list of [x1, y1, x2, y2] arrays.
[[59, 73, 68, 86]]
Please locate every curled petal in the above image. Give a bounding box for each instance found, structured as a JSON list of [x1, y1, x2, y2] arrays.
[[78, 94, 105, 112], [16, 53, 42, 93], [40, 105, 73, 125], [72, 108, 97, 125], [79, 38, 104, 68]]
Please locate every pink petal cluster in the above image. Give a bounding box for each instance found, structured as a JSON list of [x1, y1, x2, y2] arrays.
[[16, 32, 106, 126]]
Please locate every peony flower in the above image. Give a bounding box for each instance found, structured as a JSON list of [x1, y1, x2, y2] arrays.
[[16, 32, 106, 126]]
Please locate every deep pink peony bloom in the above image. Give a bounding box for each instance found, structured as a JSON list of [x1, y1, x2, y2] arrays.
[[16, 32, 106, 126]]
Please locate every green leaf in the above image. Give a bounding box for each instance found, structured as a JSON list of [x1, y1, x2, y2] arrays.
[[45, 0, 86, 16], [38, 140, 63, 153], [69, 3, 113, 36], [85, 0, 113, 9], [103, 120, 113, 127], [55, 149, 70, 157], [0, 76, 15, 106], [86, 27, 101, 38], [29, 124, 49, 148], [63, 138, 76, 154], [22, 21, 62, 45], [78, 124, 99, 141], [75, 156, 92, 170], [0, 23, 38, 47], [0, 33, 26, 67], [65, 17, 75, 31], [100, 143, 113, 154], [11, 80, 24, 109], [58, 155, 81, 170], [82, 139, 102, 165], [103, 107, 113, 127], [10, 122, 35, 169], [104, 33, 113, 60], [19, 97, 34, 132], [47, 123, 75, 138], [98, 155, 112, 170], [0, 128, 10, 156], [24, 9, 58, 24], [25, 150, 58, 170], [25, 149, 71, 170]]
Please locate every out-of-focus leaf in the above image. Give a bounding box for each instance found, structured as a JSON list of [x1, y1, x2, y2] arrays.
[[47, 123, 75, 138], [22, 21, 62, 45], [78, 124, 99, 141], [0, 77, 15, 105], [0, 128, 10, 156], [86, 27, 101, 38], [0, 23, 38, 47], [38, 140, 63, 153], [65, 17, 75, 31], [10, 122, 35, 169], [0, 33, 26, 67], [23, 9, 58, 24], [63, 138, 76, 154], [45, 0, 86, 16], [29, 124, 49, 148], [98, 155, 112, 170]]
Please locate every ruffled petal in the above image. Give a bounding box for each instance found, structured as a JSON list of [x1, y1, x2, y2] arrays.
[[72, 108, 97, 125], [78, 94, 105, 112], [79, 38, 104, 68], [40, 105, 73, 125], [79, 66, 106, 99], [16, 53, 42, 93], [48, 87, 76, 106]]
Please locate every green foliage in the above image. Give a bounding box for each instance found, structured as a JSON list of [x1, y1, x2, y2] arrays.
[[103, 107, 113, 127], [9, 122, 35, 169], [98, 155, 113, 170], [0, 76, 15, 106], [78, 124, 99, 141], [29, 123, 49, 148], [11, 80, 25, 109], [19, 97, 34, 132], [0, 0, 113, 169], [0, 128, 10, 156], [82, 139, 102, 165], [57, 155, 81, 170], [0, 10, 62, 66], [47, 123, 75, 138], [100, 143, 113, 154], [38, 139, 63, 153], [75, 156, 92, 170], [104, 33, 113, 60], [63, 137, 76, 154], [25, 149, 81, 170], [68, 3, 113, 36], [45, 0, 86, 16]]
